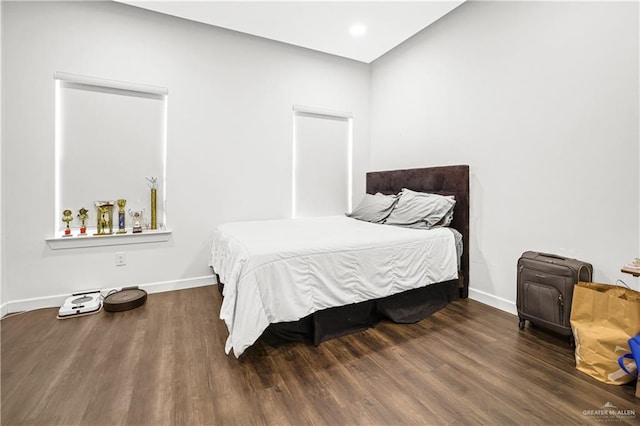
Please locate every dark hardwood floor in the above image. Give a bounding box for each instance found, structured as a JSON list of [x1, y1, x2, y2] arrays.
[[1, 285, 638, 425]]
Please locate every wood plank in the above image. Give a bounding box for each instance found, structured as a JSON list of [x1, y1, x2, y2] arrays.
[[2, 286, 638, 425]]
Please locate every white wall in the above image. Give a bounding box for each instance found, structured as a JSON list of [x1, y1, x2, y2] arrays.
[[4, 1, 637, 314], [371, 1, 640, 311], [0, 0, 5, 315], [1, 1, 370, 310]]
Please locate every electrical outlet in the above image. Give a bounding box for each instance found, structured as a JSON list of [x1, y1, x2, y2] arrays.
[[115, 252, 126, 267]]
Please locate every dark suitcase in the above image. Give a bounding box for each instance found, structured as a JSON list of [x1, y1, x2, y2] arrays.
[[517, 251, 592, 344]]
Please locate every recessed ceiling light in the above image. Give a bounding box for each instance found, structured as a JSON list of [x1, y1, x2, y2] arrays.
[[350, 23, 367, 37]]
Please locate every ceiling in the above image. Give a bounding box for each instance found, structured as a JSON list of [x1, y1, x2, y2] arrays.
[[116, 1, 466, 63]]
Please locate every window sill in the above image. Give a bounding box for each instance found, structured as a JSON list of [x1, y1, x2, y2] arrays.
[[46, 229, 172, 250]]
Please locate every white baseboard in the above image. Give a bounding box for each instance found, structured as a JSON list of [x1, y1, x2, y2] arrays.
[[2, 275, 216, 316], [2, 279, 516, 317], [468, 287, 517, 316], [139, 275, 215, 295]]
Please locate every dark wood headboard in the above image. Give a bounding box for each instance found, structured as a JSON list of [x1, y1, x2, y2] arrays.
[[366, 165, 470, 298]]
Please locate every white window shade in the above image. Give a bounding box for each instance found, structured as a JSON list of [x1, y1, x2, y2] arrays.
[[293, 108, 352, 218], [54, 74, 167, 235]]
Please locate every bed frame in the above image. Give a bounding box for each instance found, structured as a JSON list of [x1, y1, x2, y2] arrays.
[[218, 165, 470, 349], [366, 164, 470, 298]]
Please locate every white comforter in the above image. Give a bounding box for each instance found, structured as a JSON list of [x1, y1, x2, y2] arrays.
[[208, 215, 458, 357]]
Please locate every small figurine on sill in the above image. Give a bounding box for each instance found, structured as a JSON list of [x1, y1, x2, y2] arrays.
[[146, 176, 158, 230], [94, 201, 114, 235], [129, 209, 144, 234], [77, 207, 89, 235], [116, 199, 127, 234], [62, 209, 74, 236]]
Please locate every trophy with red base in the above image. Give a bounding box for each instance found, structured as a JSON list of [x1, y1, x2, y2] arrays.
[[62, 209, 74, 236], [77, 207, 89, 235]]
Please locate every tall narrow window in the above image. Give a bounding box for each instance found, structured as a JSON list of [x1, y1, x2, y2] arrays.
[[292, 106, 353, 218], [54, 72, 168, 236]]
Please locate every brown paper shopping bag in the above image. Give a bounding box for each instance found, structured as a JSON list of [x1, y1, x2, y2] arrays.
[[570, 282, 640, 385]]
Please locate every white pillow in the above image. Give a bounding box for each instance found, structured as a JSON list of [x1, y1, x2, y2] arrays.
[[347, 193, 398, 223], [384, 188, 455, 229]]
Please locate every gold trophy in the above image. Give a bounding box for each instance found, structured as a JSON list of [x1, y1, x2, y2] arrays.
[[78, 207, 89, 236], [77, 207, 89, 235], [116, 199, 127, 234], [62, 209, 74, 236], [94, 201, 115, 235], [146, 177, 158, 230]]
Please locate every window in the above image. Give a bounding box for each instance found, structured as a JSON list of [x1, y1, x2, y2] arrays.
[[52, 72, 168, 245], [292, 105, 353, 218]]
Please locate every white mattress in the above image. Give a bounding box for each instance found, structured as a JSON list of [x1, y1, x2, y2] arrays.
[[208, 215, 458, 357]]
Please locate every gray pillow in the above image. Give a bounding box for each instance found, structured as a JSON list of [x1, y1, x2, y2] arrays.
[[435, 206, 455, 227], [347, 193, 398, 223], [385, 188, 455, 229]]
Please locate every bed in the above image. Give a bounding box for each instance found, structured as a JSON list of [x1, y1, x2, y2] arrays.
[[209, 165, 470, 357]]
